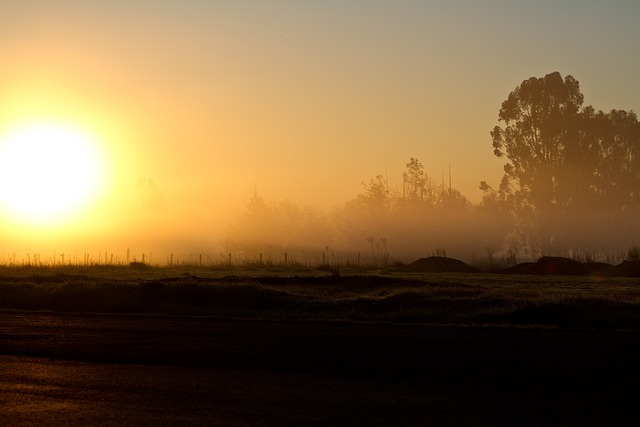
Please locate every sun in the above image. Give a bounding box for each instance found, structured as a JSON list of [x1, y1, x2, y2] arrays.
[[0, 121, 107, 226]]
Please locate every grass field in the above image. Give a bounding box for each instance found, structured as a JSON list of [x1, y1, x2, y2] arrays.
[[1, 264, 639, 330]]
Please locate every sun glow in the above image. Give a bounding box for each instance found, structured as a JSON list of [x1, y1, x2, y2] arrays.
[[0, 121, 108, 227]]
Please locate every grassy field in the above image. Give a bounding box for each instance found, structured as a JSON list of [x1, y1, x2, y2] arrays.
[[1, 264, 639, 330]]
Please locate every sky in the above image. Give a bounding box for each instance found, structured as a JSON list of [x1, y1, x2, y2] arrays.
[[0, 0, 639, 258]]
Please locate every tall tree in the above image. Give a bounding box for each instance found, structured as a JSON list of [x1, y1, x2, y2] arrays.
[[359, 174, 390, 212], [595, 109, 640, 209], [403, 157, 434, 206], [488, 71, 640, 255], [491, 71, 584, 213]]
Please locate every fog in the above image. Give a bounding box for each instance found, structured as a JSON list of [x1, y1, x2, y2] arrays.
[[1, 3, 639, 267], [2, 158, 638, 269]]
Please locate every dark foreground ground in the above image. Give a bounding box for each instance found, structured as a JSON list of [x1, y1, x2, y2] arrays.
[[1, 312, 640, 426]]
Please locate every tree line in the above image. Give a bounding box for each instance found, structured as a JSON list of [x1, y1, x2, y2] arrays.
[[226, 157, 503, 264], [482, 71, 640, 256], [227, 72, 639, 263]]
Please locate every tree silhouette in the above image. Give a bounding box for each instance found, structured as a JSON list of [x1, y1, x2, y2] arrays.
[[491, 72, 584, 214], [487, 71, 640, 254], [359, 174, 391, 213], [403, 157, 425, 202], [403, 157, 437, 208]]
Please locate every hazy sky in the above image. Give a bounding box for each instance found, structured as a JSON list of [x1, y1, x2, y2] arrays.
[[1, 0, 639, 243]]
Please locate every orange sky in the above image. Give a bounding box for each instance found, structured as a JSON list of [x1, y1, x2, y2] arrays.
[[0, 1, 639, 255]]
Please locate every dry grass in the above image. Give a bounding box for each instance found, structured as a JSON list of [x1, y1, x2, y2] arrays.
[[1, 265, 639, 330]]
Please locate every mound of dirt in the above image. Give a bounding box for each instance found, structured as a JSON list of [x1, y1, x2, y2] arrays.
[[406, 256, 481, 273], [500, 257, 585, 276], [499, 262, 535, 275], [501, 258, 566, 275], [499, 257, 639, 277], [582, 262, 618, 277], [615, 260, 640, 277]]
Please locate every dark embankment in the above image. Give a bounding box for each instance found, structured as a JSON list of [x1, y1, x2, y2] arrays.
[[500, 256, 640, 277], [2, 269, 640, 330]]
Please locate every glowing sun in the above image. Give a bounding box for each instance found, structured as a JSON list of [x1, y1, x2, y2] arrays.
[[0, 121, 106, 226]]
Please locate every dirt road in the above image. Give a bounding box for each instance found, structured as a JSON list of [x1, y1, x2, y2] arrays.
[[1, 312, 639, 425]]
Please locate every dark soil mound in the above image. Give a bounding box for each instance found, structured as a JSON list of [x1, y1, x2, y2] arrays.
[[407, 256, 481, 273], [615, 260, 640, 277], [499, 262, 535, 275], [500, 257, 585, 275], [582, 262, 618, 277], [533, 257, 587, 275], [500, 257, 622, 277]]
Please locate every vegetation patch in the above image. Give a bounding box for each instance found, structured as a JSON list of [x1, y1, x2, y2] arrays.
[[1, 266, 639, 330]]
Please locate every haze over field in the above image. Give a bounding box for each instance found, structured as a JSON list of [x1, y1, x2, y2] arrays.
[[0, 1, 639, 263]]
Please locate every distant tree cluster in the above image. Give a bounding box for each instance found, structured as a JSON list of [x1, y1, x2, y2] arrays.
[[227, 72, 639, 263], [351, 158, 468, 215], [482, 71, 640, 256], [227, 159, 506, 264], [225, 190, 332, 263]]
